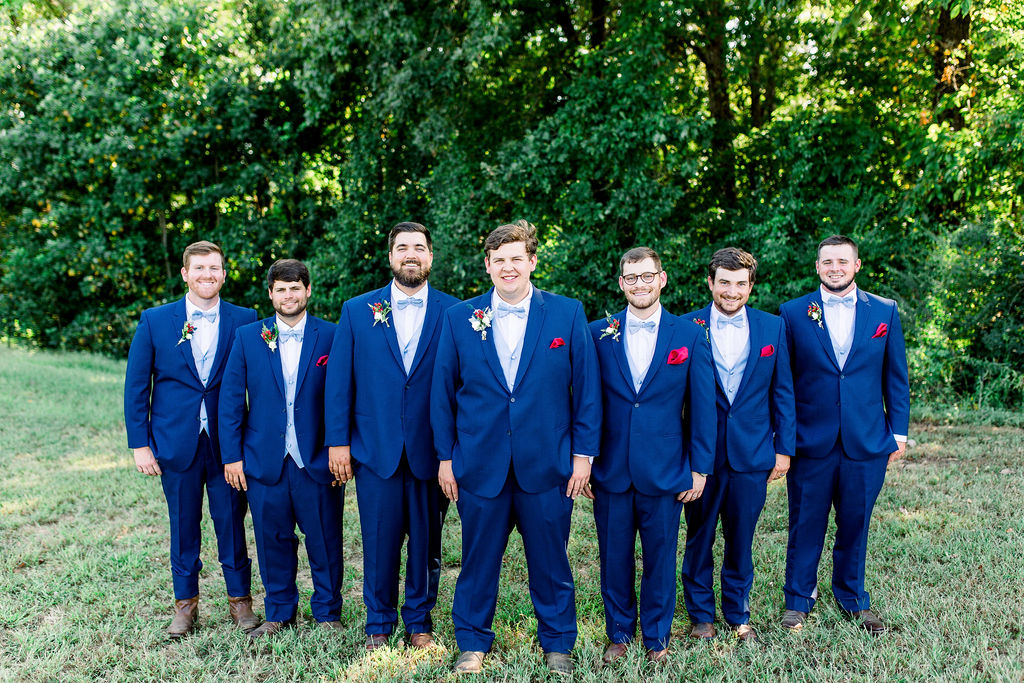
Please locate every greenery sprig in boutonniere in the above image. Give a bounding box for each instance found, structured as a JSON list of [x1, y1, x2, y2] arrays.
[[369, 300, 392, 327], [261, 323, 279, 352], [599, 312, 621, 342], [469, 307, 493, 340], [177, 321, 196, 346], [807, 302, 824, 329], [692, 317, 710, 342]]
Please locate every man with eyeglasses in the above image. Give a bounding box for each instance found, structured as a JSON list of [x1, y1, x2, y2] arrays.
[[778, 235, 909, 635], [587, 246, 716, 665], [680, 247, 795, 642], [431, 220, 601, 675], [124, 241, 259, 638]]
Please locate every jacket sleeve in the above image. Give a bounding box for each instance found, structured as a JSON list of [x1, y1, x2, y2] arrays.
[[124, 310, 155, 449], [217, 329, 248, 465], [771, 317, 797, 457], [686, 328, 718, 476], [569, 301, 602, 458], [430, 313, 459, 461], [882, 301, 911, 437], [324, 302, 355, 447]]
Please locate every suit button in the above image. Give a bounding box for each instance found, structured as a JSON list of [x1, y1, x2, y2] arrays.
[[507, 430, 511, 436], [405, 384, 410, 390], [510, 397, 516, 403], [634, 402, 640, 408], [840, 374, 845, 379]]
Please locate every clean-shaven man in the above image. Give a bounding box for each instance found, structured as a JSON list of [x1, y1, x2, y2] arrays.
[[779, 235, 909, 634], [219, 259, 344, 638], [325, 222, 458, 650], [588, 247, 716, 665], [681, 247, 795, 642], [431, 220, 601, 675], [124, 241, 258, 637]]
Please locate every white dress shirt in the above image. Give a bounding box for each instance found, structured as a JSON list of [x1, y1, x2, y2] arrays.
[[820, 284, 857, 353], [276, 313, 307, 380], [184, 296, 220, 357], [625, 304, 662, 392], [491, 284, 533, 363], [391, 280, 429, 373], [709, 305, 748, 368]]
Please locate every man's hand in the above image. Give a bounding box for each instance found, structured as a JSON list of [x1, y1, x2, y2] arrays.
[[224, 461, 247, 492], [888, 440, 907, 466], [438, 460, 459, 502], [566, 456, 591, 500], [133, 447, 162, 476], [768, 454, 791, 482], [329, 445, 354, 484], [677, 472, 707, 503]]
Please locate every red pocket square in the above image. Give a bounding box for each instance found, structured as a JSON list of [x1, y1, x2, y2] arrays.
[[667, 347, 689, 364], [316, 354, 329, 367], [760, 344, 775, 357], [872, 323, 888, 339], [549, 337, 565, 349]]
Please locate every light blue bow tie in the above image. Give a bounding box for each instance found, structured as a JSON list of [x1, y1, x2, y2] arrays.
[[496, 302, 527, 319], [191, 309, 217, 323], [628, 319, 656, 334], [825, 295, 856, 309], [279, 329, 303, 343], [396, 297, 424, 310], [717, 314, 745, 329]]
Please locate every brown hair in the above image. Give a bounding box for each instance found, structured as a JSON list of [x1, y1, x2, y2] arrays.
[[484, 219, 539, 256], [182, 240, 224, 269], [267, 259, 310, 289], [707, 247, 757, 283], [816, 234, 858, 258], [388, 222, 432, 252], [619, 246, 662, 274]]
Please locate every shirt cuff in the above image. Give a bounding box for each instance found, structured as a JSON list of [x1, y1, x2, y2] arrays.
[[573, 453, 594, 464], [894, 434, 907, 442]]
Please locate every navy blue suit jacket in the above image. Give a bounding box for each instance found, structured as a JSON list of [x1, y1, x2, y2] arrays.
[[431, 288, 602, 498], [686, 305, 796, 472], [124, 297, 257, 472], [779, 289, 910, 460], [218, 315, 337, 486], [589, 309, 717, 495], [324, 284, 459, 481]]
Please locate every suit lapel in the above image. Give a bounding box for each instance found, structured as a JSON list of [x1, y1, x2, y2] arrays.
[[406, 287, 443, 378], [263, 317, 286, 398], [207, 302, 233, 383], [374, 284, 405, 373], [733, 305, 760, 400], [700, 305, 728, 397], [810, 292, 841, 370], [609, 310, 633, 393], [293, 317, 318, 396], [511, 287, 546, 391], [843, 288, 872, 366], [173, 298, 203, 384], [472, 291, 508, 392], [637, 311, 674, 398]]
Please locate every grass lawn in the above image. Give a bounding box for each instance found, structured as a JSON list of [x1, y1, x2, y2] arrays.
[[1, 345, 1022, 682]]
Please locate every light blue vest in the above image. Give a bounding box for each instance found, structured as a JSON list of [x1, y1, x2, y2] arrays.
[[283, 358, 305, 468], [710, 330, 749, 405], [492, 322, 525, 391]]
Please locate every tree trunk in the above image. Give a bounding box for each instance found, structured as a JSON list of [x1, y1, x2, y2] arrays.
[[932, 5, 971, 130], [700, 1, 737, 209]]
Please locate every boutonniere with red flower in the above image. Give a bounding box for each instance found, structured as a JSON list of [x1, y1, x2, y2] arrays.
[[177, 321, 196, 346], [807, 302, 824, 329], [692, 317, 709, 342], [316, 355, 329, 367], [872, 323, 888, 339], [667, 346, 689, 365], [550, 337, 565, 349], [261, 323, 279, 352], [599, 312, 621, 342], [369, 300, 392, 327], [469, 307, 494, 340]]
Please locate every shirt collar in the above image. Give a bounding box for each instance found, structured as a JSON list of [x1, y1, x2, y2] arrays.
[[625, 303, 662, 331], [491, 284, 534, 316], [390, 279, 429, 303], [819, 284, 858, 301], [275, 313, 307, 333], [185, 296, 220, 320]]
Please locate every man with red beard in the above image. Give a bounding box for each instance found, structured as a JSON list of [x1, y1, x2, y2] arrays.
[[325, 222, 458, 650]]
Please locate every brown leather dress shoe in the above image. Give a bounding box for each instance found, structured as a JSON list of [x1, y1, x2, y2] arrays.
[[454, 650, 485, 674], [365, 633, 390, 650], [601, 642, 628, 664], [167, 597, 198, 639], [248, 620, 294, 640], [851, 609, 888, 635], [781, 609, 808, 631], [228, 594, 261, 632], [646, 648, 669, 664], [408, 632, 436, 649], [730, 623, 758, 642], [543, 651, 573, 675], [318, 620, 344, 632], [690, 622, 716, 639]]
